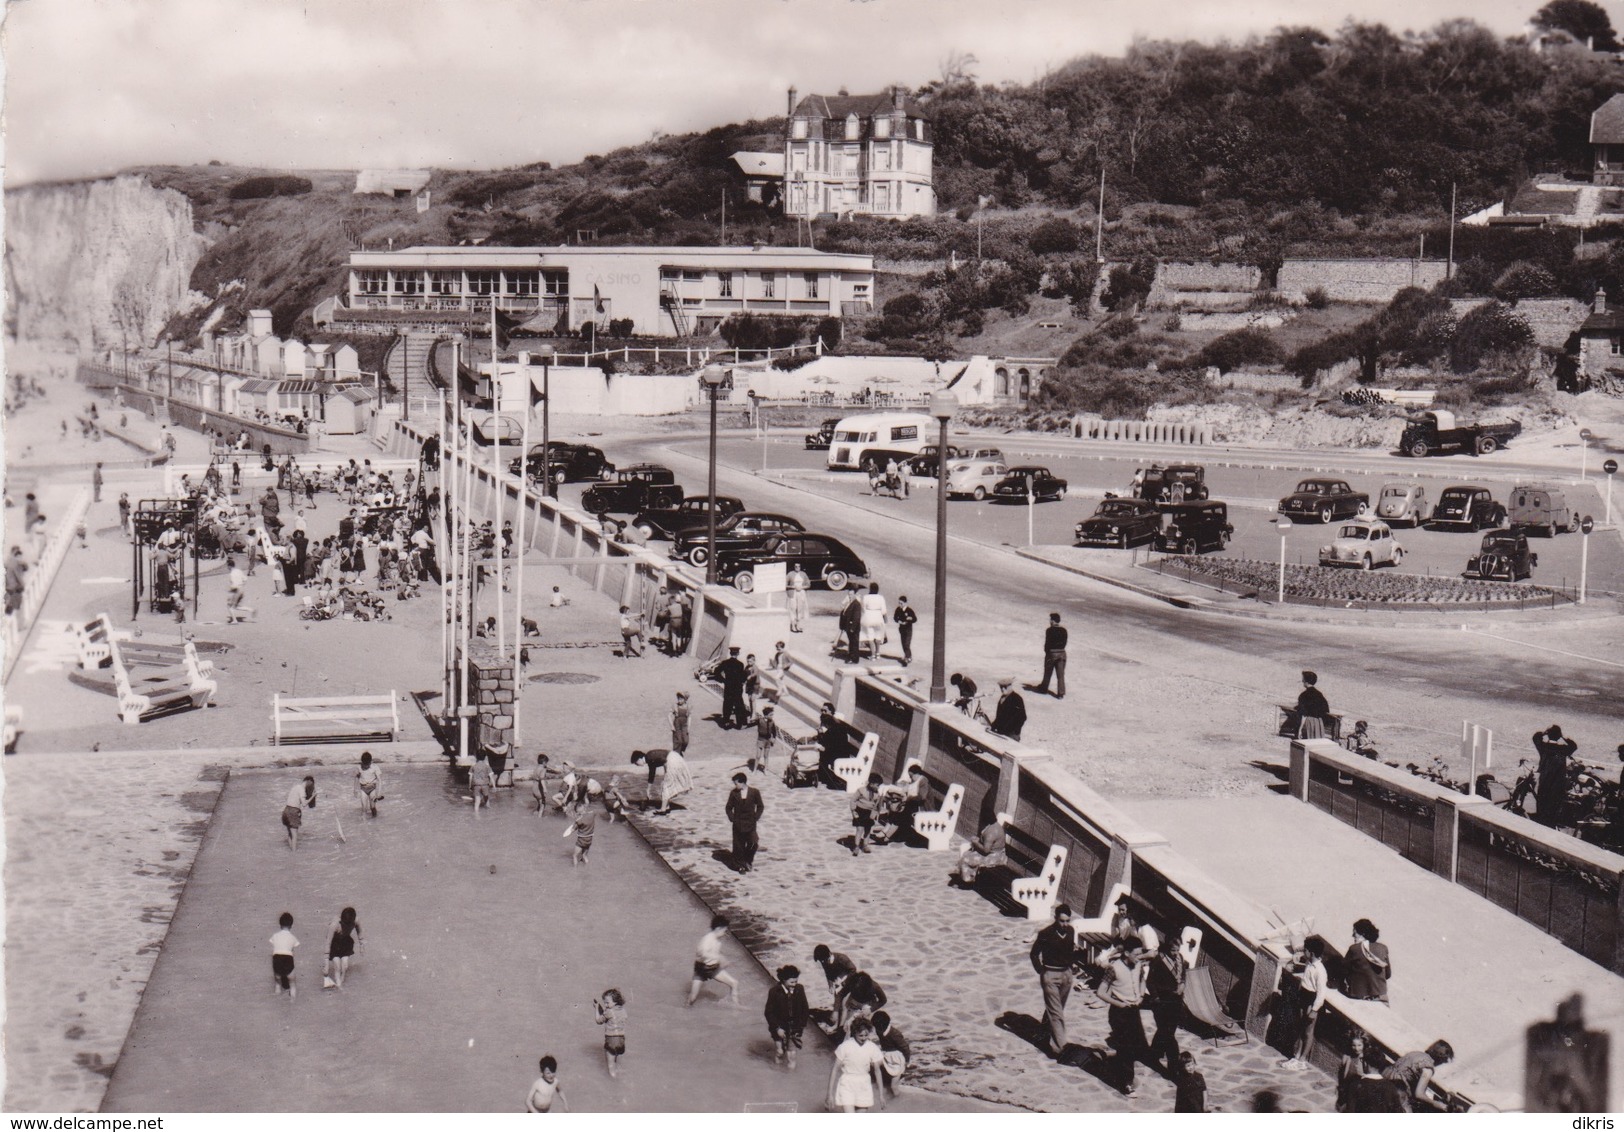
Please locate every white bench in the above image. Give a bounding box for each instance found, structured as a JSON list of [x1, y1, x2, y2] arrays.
[[1070, 881, 1132, 941], [1011, 844, 1068, 922], [832, 732, 878, 793], [110, 642, 217, 725], [273, 692, 400, 745], [118, 638, 215, 680], [913, 783, 966, 852], [74, 613, 117, 669]]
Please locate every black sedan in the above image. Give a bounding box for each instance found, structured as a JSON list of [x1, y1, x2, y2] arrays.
[[629, 495, 746, 540], [992, 466, 1068, 503], [1463, 529, 1538, 581], [715, 533, 868, 593], [509, 442, 614, 486], [804, 419, 840, 450], [673, 512, 806, 567], [581, 465, 684, 513], [1075, 498, 1162, 548], [1277, 478, 1368, 524], [1429, 485, 1507, 531]]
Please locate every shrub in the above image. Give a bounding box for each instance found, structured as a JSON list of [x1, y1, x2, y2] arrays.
[[1304, 286, 1329, 309], [959, 310, 985, 337], [228, 175, 313, 200], [815, 317, 842, 352], [719, 314, 807, 350], [607, 318, 635, 338], [1491, 261, 1560, 302], [1192, 328, 1281, 373], [1449, 301, 1533, 372], [1163, 312, 1182, 331], [1101, 257, 1156, 312], [1028, 218, 1083, 256]]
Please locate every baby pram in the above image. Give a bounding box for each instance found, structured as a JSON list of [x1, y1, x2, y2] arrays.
[[781, 739, 822, 788]]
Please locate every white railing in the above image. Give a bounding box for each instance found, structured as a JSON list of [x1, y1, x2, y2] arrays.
[[3, 487, 93, 682]]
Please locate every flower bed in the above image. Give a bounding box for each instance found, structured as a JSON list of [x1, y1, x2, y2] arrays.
[[1149, 555, 1571, 611]]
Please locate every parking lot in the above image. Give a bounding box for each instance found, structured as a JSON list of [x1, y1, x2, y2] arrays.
[[651, 435, 1624, 599]]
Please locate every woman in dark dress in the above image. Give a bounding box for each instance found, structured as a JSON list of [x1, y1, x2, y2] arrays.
[[323, 906, 363, 989]]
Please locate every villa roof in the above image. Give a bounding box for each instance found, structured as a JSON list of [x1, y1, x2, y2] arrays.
[[1591, 95, 1624, 144], [792, 89, 931, 121]]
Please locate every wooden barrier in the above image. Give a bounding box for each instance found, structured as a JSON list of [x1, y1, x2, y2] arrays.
[[273, 692, 400, 745]]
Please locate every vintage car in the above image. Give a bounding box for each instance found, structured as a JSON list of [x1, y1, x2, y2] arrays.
[[1075, 498, 1162, 548], [629, 495, 746, 540], [672, 511, 806, 567], [904, 443, 964, 477], [1154, 501, 1233, 554], [716, 533, 868, 593], [580, 464, 684, 514], [1374, 482, 1430, 527], [803, 418, 840, 450], [1429, 485, 1507, 531], [991, 466, 1069, 503], [1508, 484, 1578, 537], [1464, 528, 1539, 581], [944, 460, 1011, 500], [1137, 464, 1209, 505], [509, 441, 614, 486], [1277, 478, 1369, 524], [1318, 520, 1404, 569]]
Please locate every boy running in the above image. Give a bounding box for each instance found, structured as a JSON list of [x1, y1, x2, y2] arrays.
[[687, 915, 740, 1007], [525, 1055, 569, 1112], [270, 912, 299, 999]]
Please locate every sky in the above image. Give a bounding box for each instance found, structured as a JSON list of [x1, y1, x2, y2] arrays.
[[0, 0, 1572, 186]]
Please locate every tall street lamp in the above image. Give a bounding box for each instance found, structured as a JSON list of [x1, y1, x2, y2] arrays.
[[928, 389, 958, 704], [702, 367, 729, 585], [1276, 517, 1293, 604], [540, 347, 555, 498]]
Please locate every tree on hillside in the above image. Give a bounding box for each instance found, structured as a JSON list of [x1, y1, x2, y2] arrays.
[[1532, 0, 1619, 50]]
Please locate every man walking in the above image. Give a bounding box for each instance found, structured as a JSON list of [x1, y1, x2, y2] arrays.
[[1030, 903, 1080, 1060], [716, 646, 750, 730], [1145, 929, 1189, 1075], [838, 591, 863, 663], [725, 771, 765, 873], [92, 462, 104, 503], [786, 563, 810, 633], [892, 595, 917, 666], [1034, 612, 1067, 699], [991, 678, 1027, 741]]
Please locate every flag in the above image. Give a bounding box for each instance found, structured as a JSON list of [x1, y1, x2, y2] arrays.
[[977, 194, 993, 210], [593, 285, 604, 314]]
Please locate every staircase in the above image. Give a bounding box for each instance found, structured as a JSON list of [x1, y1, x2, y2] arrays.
[[660, 288, 691, 338], [386, 332, 441, 397], [765, 653, 839, 736]]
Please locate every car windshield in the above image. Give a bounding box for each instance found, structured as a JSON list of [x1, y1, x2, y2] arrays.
[[1482, 535, 1517, 550], [1380, 486, 1408, 499], [1337, 526, 1370, 539], [1098, 501, 1137, 516]]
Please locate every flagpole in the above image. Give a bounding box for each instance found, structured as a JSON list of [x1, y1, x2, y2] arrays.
[[513, 405, 530, 746], [490, 347, 504, 655], [438, 389, 449, 710], [459, 417, 474, 764]]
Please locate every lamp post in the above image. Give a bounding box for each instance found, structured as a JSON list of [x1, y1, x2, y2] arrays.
[[1604, 459, 1617, 526], [1579, 427, 1593, 481], [702, 367, 729, 585], [1277, 517, 1293, 604], [1579, 515, 1594, 604], [928, 390, 959, 704], [540, 347, 554, 498]]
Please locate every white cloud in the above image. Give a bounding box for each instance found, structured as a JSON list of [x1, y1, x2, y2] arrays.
[[3, 0, 1548, 184]]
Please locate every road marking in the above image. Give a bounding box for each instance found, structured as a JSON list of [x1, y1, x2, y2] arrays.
[[1461, 628, 1624, 669]]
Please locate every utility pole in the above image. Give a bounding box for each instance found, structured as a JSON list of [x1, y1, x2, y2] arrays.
[[1447, 181, 1457, 281], [1096, 167, 1106, 262], [720, 187, 727, 244]]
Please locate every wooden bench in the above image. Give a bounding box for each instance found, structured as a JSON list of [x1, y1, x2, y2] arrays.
[[119, 639, 215, 680], [110, 644, 216, 725], [75, 613, 117, 670], [273, 692, 401, 745], [1010, 844, 1068, 922], [1071, 881, 1132, 945], [913, 783, 966, 852], [832, 732, 878, 793]]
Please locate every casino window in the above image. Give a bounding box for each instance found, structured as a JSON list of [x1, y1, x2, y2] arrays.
[[356, 270, 387, 295], [430, 271, 462, 295], [392, 272, 423, 295], [718, 271, 733, 298], [761, 272, 776, 299], [466, 271, 497, 296], [804, 272, 819, 300], [542, 270, 569, 297]]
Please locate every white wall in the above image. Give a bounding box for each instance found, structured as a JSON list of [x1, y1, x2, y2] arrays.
[[493, 364, 699, 417]]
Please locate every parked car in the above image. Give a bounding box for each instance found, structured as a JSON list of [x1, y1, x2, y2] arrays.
[[716, 533, 868, 593], [1464, 528, 1538, 581], [1277, 478, 1369, 524], [1508, 484, 1578, 537], [991, 466, 1069, 502], [1374, 482, 1430, 527], [1075, 498, 1162, 548], [509, 441, 614, 486], [1136, 464, 1209, 505], [1155, 501, 1233, 554], [1318, 520, 1404, 569], [580, 464, 684, 513], [904, 443, 964, 477], [803, 418, 840, 450], [1399, 410, 1522, 457], [1429, 485, 1507, 531], [944, 460, 1011, 500], [672, 511, 806, 567], [629, 495, 746, 540]]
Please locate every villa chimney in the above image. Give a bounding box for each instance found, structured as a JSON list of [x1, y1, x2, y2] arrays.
[[787, 86, 797, 117], [838, 85, 849, 97], [1597, 288, 1609, 315], [893, 84, 905, 111]]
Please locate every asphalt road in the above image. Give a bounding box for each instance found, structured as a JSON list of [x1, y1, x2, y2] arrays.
[[546, 432, 1624, 740]]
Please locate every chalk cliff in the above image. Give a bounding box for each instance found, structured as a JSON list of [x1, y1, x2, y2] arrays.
[[5, 174, 209, 350]]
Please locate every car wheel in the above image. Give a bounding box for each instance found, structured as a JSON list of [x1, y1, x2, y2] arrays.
[[1568, 514, 1581, 533], [972, 486, 986, 501], [1476, 436, 1498, 455], [1318, 504, 1334, 524], [824, 568, 850, 592], [552, 470, 567, 487], [1118, 532, 1129, 549], [687, 546, 709, 567], [1360, 553, 1373, 571], [1182, 538, 1197, 555], [1408, 440, 1430, 458], [634, 523, 656, 540], [733, 572, 755, 594], [1544, 523, 1557, 539], [1392, 546, 1405, 564]]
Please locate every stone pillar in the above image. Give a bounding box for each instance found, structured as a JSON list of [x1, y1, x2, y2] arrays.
[[468, 645, 515, 752], [1288, 740, 1310, 801]]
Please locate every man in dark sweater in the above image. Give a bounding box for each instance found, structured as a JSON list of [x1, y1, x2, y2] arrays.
[[715, 646, 749, 730], [765, 965, 810, 1070], [1034, 611, 1068, 698], [1532, 725, 1579, 828], [838, 591, 863, 663], [725, 772, 765, 873], [1030, 903, 1080, 1058], [991, 678, 1027, 741]]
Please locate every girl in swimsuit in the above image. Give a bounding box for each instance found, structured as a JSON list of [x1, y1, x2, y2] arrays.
[[323, 906, 362, 989]]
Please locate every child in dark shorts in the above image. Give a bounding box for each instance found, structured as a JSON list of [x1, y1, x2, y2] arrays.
[[570, 806, 598, 867], [270, 912, 299, 999], [594, 989, 628, 1077]]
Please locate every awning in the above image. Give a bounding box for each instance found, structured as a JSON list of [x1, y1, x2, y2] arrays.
[[278, 380, 320, 394], [237, 379, 277, 394]]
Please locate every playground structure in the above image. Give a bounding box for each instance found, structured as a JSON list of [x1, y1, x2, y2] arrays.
[[131, 499, 200, 621]]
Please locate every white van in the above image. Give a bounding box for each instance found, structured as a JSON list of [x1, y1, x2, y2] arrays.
[[826, 412, 935, 472]]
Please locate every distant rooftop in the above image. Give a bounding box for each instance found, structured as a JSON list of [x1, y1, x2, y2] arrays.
[[792, 88, 931, 121], [1591, 95, 1624, 145]]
